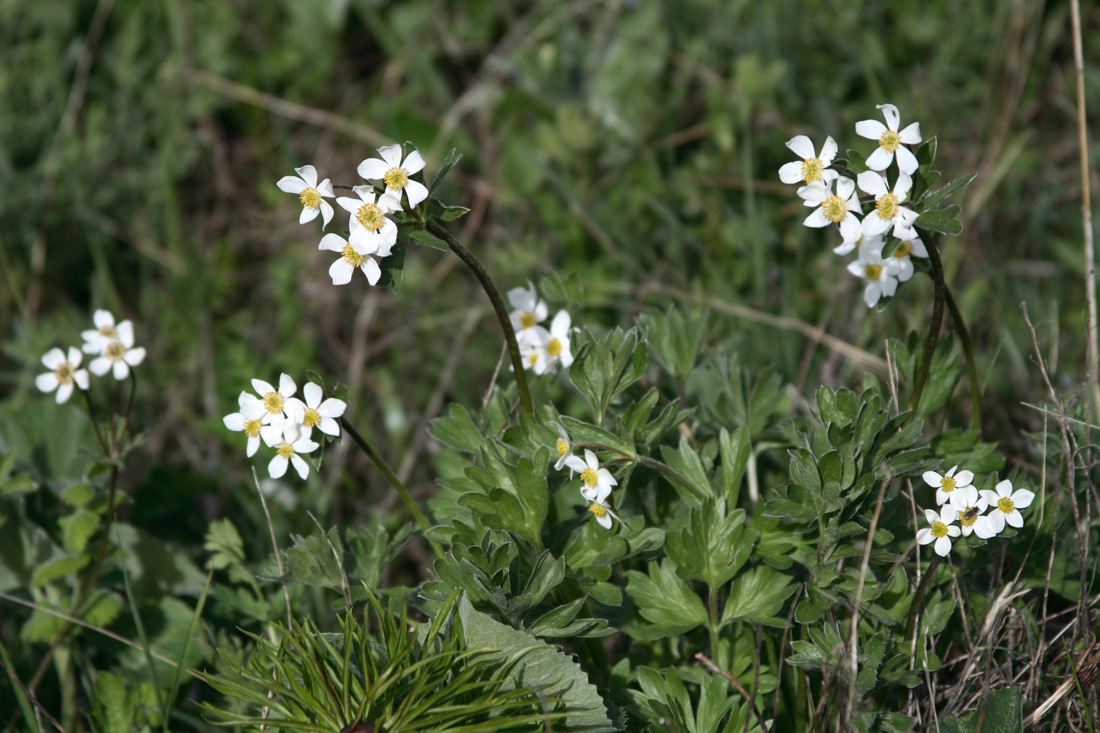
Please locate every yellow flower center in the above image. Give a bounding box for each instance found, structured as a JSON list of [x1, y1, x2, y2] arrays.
[[98, 324, 117, 338], [303, 408, 321, 428], [588, 503, 607, 519], [959, 508, 979, 527], [547, 338, 562, 357], [940, 476, 956, 492], [104, 341, 126, 361], [276, 442, 295, 459], [556, 439, 569, 457], [893, 241, 913, 258], [821, 194, 847, 223], [997, 497, 1015, 514], [54, 361, 75, 384], [262, 391, 285, 414], [864, 264, 883, 281], [299, 187, 321, 209], [879, 129, 900, 152], [801, 157, 824, 183], [930, 520, 948, 538], [243, 418, 263, 437], [341, 243, 365, 268], [876, 193, 899, 221], [383, 166, 408, 190], [520, 312, 537, 329], [356, 202, 385, 231], [580, 467, 598, 487], [528, 353, 539, 366]]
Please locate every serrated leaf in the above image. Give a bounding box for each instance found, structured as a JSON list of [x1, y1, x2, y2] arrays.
[[718, 426, 751, 504], [429, 403, 485, 453], [31, 553, 90, 587], [921, 172, 978, 209], [721, 566, 796, 626], [283, 530, 343, 588], [625, 560, 708, 636], [59, 510, 99, 552], [439, 204, 469, 221], [916, 205, 963, 236]]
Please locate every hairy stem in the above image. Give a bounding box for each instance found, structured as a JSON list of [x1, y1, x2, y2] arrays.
[[426, 218, 533, 417], [907, 230, 946, 417], [340, 417, 444, 560], [943, 285, 983, 433]]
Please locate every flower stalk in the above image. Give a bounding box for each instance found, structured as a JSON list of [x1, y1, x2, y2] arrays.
[[906, 229, 946, 418]]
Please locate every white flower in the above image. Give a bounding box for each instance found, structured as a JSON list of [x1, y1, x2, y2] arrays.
[[883, 235, 928, 282], [318, 232, 384, 286], [583, 482, 621, 530], [507, 281, 548, 343], [855, 104, 922, 176], [779, 135, 839, 185], [81, 310, 121, 354], [287, 382, 346, 438], [564, 449, 617, 502], [223, 391, 267, 457], [247, 373, 305, 425], [833, 216, 884, 256], [976, 479, 1035, 537], [917, 506, 961, 557], [264, 423, 319, 480], [88, 321, 146, 380], [797, 176, 863, 243], [948, 486, 988, 537], [922, 465, 974, 506], [336, 186, 402, 251], [856, 171, 919, 240], [35, 347, 89, 404], [846, 242, 898, 308], [357, 144, 429, 209], [553, 422, 573, 472], [519, 311, 575, 375], [277, 165, 336, 228]]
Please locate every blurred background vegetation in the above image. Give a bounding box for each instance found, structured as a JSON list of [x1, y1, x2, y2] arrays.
[[0, 0, 1096, 724]]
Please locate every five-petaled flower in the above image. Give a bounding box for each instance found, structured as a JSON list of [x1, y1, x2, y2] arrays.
[[81, 310, 122, 355], [277, 165, 336, 228], [583, 480, 620, 530], [89, 321, 146, 381], [564, 449, 618, 502], [263, 422, 319, 480], [287, 382, 347, 438], [36, 347, 89, 404], [798, 176, 863, 244], [917, 506, 960, 557], [976, 479, 1034, 538], [923, 465, 974, 506], [246, 374, 305, 425], [779, 135, 838, 186], [357, 144, 429, 210], [553, 422, 573, 473], [855, 104, 922, 176], [846, 242, 898, 308], [948, 486, 988, 537], [337, 186, 402, 251], [507, 282, 548, 343], [318, 232, 387, 286], [884, 235, 928, 283], [856, 171, 919, 240], [223, 392, 268, 457], [520, 311, 575, 375]]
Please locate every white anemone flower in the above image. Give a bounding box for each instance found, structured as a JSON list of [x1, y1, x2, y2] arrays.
[[247, 373, 305, 425], [846, 242, 898, 308], [797, 176, 862, 243], [337, 185, 402, 251], [834, 215, 884, 257], [223, 391, 267, 457], [856, 104, 922, 176], [553, 422, 573, 472], [520, 311, 574, 375], [884, 235, 928, 283], [357, 144, 429, 209], [922, 465, 974, 506], [264, 423, 319, 480], [564, 449, 618, 502], [318, 232, 384, 286], [88, 321, 146, 380], [583, 481, 621, 530], [287, 382, 346, 438], [779, 135, 839, 186], [277, 165, 336, 228], [856, 171, 919, 240], [507, 281, 548, 344], [917, 506, 961, 557], [948, 486, 988, 537], [81, 310, 122, 354], [36, 347, 89, 404], [976, 480, 1035, 537]]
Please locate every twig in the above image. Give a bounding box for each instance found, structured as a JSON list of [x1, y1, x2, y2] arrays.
[[253, 467, 293, 628]]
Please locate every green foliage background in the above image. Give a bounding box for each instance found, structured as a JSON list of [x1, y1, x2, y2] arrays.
[[0, 0, 1096, 729]]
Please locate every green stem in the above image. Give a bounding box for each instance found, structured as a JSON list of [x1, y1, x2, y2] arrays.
[[943, 285, 983, 434], [340, 417, 444, 560], [906, 230, 946, 418], [708, 584, 721, 664], [426, 219, 533, 418], [902, 553, 942, 642], [634, 455, 705, 501]]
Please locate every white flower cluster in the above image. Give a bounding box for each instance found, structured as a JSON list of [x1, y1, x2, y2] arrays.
[[35, 310, 147, 403], [780, 104, 929, 308], [277, 144, 428, 287], [223, 373, 346, 480], [553, 424, 620, 529], [507, 282, 575, 375], [916, 465, 1035, 557]]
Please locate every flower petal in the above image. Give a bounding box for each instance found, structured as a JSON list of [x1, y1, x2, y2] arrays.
[[358, 158, 389, 180], [404, 179, 429, 209], [877, 104, 900, 131], [295, 165, 318, 187], [378, 144, 402, 167], [855, 119, 887, 141], [36, 372, 59, 392], [123, 347, 146, 366], [278, 373, 296, 397], [785, 135, 816, 160], [269, 455, 288, 479], [329, 257, 354, 285], [290, 455, 310, 479], [402, 149, 426, 175], [895, 146, 919, 176], [1012, 489, 1035, 508], [277, 176, 307, 194], [934, 535, 951, 557], [864, 146, 894, 171]]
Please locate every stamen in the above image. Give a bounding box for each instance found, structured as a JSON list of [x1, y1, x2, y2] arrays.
[[588, 503, 607, 518], [940, 476, 956, 492], [520, 312, 537, 329], [356, 202, 385, 231], [276, 442, 295, 459], [864, 264, 883, 281], [556, 439, 569, 457], [801, 157, 824, 183], [876, 193, 899, 220], [997, 497, 1015, 514], [303, 408, 321, 428], [930, 521, 948, 538], [383, 167, 408, 190], [98, 324, 118, 338], [879, 130, 900, 152], [341, 243, 365, 267], [580, 467, 597, 487], [263, 391, 285, 414], [893, 241, 913, 258], [104, 341, 126, 361], [54, 362, 74, 384], [822, 194, 848, 223], [244, 419, 263, 437], [299, 187, 321, 209], [547, 338, 562, 357]]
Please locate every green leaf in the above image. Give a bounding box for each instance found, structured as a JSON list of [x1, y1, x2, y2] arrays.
[[409, 227, 448, 251], [439, 204, 469, 221], [916, 205, 963, 236], [428, 148, 462, 200], [721, 565, 796, 626], [561, 417, 633, 457], [845, 149, 870, 174], [283, 529, 344, 589], [625, 560, 708, 637], [659, 437, 712, 504], [61, 483, 94, 506], [379, 222, 410, 291], [31, 553, 90, 587], [641, 305, 708, 381], [920, 172, 978, 209], [522, 551, 565, 608], [717, 426, 751, 504], [619, 388, 659, 439], [429, 403, 485, 453], [59, 510, 99, 553], [665, 499, 756, 588]]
